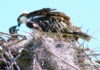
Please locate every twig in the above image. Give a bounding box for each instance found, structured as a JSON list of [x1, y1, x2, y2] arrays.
[[77, 53, 100, 56], [76, 42, 100, 70]]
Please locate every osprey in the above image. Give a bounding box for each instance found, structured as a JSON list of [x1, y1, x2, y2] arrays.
[[9, 25, 19, 39], [17, 8, 91, 41], [9, 26, 19, 34]]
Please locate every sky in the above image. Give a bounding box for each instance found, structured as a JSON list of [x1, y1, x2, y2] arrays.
[[0, 0, 100, 54]]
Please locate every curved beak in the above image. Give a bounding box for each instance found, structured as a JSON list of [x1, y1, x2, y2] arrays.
[[18, 22, 22, 27], [17, 17, 22, 27]]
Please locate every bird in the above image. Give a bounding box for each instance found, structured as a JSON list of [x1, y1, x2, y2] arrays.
[[17, 8, 91, 41], [8, 25, 19, 39], [9, 26, 19, 34]]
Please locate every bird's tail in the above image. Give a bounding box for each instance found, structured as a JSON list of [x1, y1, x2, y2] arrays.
[[63, 31, 91, 41], [70, 32, 91, 41]]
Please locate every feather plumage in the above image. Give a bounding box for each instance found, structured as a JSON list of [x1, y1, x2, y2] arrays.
[[17, 8, 91, 41]]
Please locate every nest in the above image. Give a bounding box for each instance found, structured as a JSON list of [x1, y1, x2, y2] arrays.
[[0, 32, 100, 70]]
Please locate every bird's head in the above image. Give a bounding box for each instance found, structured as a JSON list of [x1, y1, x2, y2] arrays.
[[9, 25, 19, 34], [17, 11, 29, 27]]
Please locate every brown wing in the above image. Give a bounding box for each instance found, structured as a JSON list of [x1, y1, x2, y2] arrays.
[[27, 8, 70, 21], [27, 8, 56, 18]]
